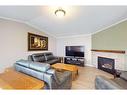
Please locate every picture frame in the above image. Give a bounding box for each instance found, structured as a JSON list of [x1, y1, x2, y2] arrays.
[[28, 32, 48, 51]]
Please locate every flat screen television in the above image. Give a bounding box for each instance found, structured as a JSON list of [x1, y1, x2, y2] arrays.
[[65, 46, 84, 57]]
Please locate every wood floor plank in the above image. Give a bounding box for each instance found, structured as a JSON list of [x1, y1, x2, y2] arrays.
[[72, 66, 113, 89]]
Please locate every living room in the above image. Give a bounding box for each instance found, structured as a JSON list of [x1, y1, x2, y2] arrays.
[[0, 0, 127, 94]]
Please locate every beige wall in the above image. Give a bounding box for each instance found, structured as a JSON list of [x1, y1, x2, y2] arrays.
[[92, 20, 127, 50], [0, 18, 57, 72]]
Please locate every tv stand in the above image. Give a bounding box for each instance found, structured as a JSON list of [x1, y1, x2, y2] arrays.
[[64, 57, 85, 67]]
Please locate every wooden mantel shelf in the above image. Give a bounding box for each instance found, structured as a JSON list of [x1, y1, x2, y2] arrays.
[[91, 49, 125, 54]]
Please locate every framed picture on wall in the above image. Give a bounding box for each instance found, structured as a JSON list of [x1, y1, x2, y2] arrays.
[[28, 32, 48, 51]]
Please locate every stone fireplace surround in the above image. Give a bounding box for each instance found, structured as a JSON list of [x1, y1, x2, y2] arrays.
[[92, 50, 126, 71]]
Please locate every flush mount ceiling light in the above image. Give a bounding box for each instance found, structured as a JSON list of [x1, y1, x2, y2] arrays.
[[55, 8, 66, 17]]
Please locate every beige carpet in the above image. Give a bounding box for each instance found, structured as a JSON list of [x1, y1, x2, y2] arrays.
[[72, 66, 113, 89]]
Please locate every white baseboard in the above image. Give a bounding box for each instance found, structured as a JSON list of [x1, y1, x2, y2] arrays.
[[85, 64, 95, 67]]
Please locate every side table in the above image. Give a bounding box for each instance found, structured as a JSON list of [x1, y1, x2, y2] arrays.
[[114, 70, 121, 78], [0, 67, 45, 89], [59, 57, 64, 63]]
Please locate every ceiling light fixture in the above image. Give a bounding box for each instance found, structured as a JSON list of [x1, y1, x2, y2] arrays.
[[55, 8, 66, 17]]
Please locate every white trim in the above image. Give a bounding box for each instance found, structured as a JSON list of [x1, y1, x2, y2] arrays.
[[25, 22, 57, 38], [57, 17, 127, 38], [0, 16, 127, 38], [85, 64, 95, 67], [57, 33, 92, 39], [0, 16, 28, 24], [0, 16, 57, 38], [91, 17, 127, 35]]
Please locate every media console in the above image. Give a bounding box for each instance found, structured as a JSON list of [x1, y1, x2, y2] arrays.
[[64, 57, 85, 67]]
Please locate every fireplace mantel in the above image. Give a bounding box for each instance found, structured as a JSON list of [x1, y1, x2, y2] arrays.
[[91, 49, 125, 54], [92, 50, 125, 70]]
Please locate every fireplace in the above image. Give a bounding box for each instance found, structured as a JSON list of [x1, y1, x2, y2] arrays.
[[98, 57, 115, 74]]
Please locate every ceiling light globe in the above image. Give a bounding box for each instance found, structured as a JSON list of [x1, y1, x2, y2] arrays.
[[56, 11, 64, 17], [55, 8, 66, 18]]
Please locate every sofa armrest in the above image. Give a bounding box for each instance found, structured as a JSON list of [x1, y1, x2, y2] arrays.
[[95, 76, 123, 89], [54, 56, 61, 61], [53, 56, 59, 59], [28, 55, 33, 61]]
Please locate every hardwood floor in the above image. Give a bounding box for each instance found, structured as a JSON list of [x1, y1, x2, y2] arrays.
[[72, 66, 113, 89], [0, 66, 113, 89]]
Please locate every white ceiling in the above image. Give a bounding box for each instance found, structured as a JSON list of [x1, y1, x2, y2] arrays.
[[0, 6, 127, 37]]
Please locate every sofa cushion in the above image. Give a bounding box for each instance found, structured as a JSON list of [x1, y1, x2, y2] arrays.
[[32, 53, 45, 62], [45, 53, 55, 60], [16, 59, 31, 67], [29, 62, 50, 72], [120, 71, 127, 81], [46, 55, 55, 60]]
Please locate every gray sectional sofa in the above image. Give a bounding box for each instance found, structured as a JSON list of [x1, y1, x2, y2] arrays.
[[28, 52, 61, 65], [95, 71, 127, 89], [14, 59, 72, 89]]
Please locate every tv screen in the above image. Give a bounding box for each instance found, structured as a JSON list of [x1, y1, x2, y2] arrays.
[[65, 46, 84, 57]]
